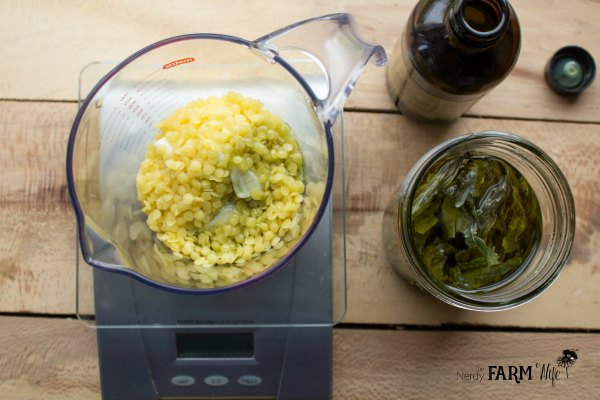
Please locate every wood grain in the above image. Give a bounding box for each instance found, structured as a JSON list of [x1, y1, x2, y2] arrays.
[[334, 327, 600, 400], [0, 317, 100, 400], [0, 102, 76, 314], [1, 1, 599, 121], [1, 101, 599, 328], [1, 316, 599, 400]]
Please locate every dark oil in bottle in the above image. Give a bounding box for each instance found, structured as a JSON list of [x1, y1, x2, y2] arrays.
[[386, 0, 521, 121]]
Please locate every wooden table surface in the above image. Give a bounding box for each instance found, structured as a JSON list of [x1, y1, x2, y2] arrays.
[[1, 1, 600, 399]]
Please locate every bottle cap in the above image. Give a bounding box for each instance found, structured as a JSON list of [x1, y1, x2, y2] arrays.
[[545, 46, 596, 95]]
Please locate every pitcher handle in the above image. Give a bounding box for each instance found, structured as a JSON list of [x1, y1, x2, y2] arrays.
[[254, 13, 387, 125]]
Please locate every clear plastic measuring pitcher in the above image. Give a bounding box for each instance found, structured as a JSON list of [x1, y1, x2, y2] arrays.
[[67, 14, 387, 293]]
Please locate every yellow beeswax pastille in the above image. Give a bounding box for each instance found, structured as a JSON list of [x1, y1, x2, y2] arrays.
[[136, 92, 305, 277]]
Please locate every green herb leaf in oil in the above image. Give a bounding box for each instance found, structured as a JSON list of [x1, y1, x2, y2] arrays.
[[410, 157, 542, 290]]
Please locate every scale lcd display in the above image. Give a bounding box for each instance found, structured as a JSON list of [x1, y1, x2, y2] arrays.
[[176, 333, 254, 359]]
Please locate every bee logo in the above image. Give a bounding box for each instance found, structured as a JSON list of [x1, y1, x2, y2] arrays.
[[556, 349, 578, 378]]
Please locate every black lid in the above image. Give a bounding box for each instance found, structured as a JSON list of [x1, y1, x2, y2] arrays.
[[545, 46, 596, 95]]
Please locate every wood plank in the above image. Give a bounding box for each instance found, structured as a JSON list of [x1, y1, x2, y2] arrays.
[[1, 1, 599, 121], [334, 327, 600, 400], [0, 317, 100, 400], [0, 102, 76, 314], [1, 316, 599, 399], [1, 101, 600, 328]]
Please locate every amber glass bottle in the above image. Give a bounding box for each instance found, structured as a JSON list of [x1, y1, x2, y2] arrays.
[[387, 0, 521, 121]]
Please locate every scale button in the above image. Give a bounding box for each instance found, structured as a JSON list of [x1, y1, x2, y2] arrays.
[[238, 375, 262, 386], [204, 375, 229, 387], [171, 375, 196, 387]]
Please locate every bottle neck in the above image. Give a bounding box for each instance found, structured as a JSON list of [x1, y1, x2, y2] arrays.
[[448, 0, 510, 47]]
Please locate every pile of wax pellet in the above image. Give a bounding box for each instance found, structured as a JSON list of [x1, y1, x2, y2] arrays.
[[135, 92, 313, 286]]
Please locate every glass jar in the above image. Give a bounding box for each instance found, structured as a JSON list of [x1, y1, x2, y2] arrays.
[[382, 131, 575, 311]]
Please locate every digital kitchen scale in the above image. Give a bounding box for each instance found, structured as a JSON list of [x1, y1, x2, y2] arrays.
[[75, 61, 348, 400]]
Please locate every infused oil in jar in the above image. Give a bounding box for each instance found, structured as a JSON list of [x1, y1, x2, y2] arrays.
[[383, 131, 575, 310], [411, 155, 542, 291]]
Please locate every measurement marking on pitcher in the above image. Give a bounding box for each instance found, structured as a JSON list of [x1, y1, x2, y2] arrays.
[[137, 73, 164, 93], [112, 113, 135, 145], [115, 118, 132, 147], [124, 96, 139, 115], [154, 97, 179, 115], [109, 112, 128, 144], [129, 125, 152, 153], [131, 128, 154, 154], [101, 107, 118, 141], [144, 81, 169, 103], [150, 90, 175, 110], [116, 92, 155, 128], [154, 101, 177, 116], [114, 120, 127, 147], [149, 92, 177, 112], [137, 74, 163, 92], [105, 111, 122, 144], [146, 85, 173, 104], [134, 69, 161, 90], [146, 83, 171, 102], [117, 119, 135, 149], [122, 126, 139, 152], [104, 109, 122, 144], [142, 78, 167, 99]]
